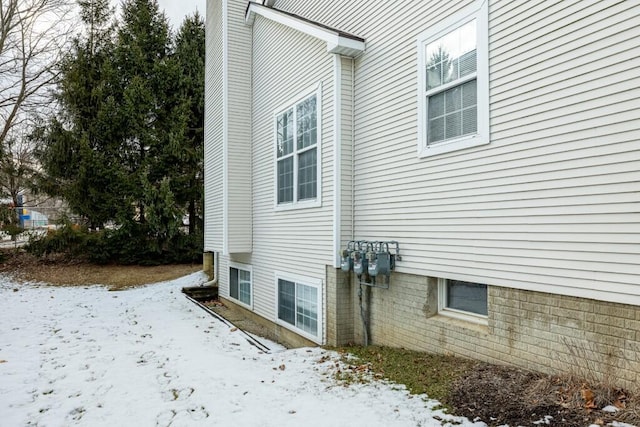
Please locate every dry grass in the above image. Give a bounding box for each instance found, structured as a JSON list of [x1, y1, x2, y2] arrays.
[[0, 249, 202, 290]]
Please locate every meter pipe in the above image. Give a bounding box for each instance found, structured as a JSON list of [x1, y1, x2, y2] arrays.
[[358, 280, 369, 346]]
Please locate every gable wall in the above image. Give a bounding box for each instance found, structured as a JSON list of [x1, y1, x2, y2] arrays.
[[217, 14, 336, 330], [273, 0, 640, 304]]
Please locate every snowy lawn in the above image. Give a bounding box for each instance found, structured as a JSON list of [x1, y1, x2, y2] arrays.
[[0, 272, 485, 427]]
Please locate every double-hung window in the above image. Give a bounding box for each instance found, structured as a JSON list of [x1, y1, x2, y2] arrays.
[[417, 1, 488, 157], [438, 278, 487, 324], [275, 86, 321, 208], [275, 273, 322, 342], [229, 263, 252, 308]]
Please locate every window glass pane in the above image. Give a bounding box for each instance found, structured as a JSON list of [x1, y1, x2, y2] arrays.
[[447, 280, 487, 316], [459, 49, 477, 78], [425, 19, 476, 91], [277, 109, 293, 158], [428, 79, 477, 144], [297, 148, 317, 200], [444, 111, 462, 140], [297, 96, 317, 150], [426, 57, 443, 90], [277, 157, 293, 203], [462, 107, 477, 135], [238, 269, 251, 305], [229, 268, 239, 300], [278, 279, 296, 326], [428, 92, 444, 118], [445, 86, 461, 111], [428, 116, 444, 144], [462, 79, 477, 108], [296, 283, 318, 336]]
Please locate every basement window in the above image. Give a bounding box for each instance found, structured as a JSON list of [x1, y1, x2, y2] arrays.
[[438, 278, 487, 323], [229, 262, 252, 308], [275, 272, 323, 343]]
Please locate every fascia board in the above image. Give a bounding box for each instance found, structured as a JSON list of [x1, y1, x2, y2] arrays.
[[245, 2, 365, 56]]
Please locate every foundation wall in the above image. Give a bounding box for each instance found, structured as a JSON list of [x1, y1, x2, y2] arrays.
[[335, 270, 640, 390]]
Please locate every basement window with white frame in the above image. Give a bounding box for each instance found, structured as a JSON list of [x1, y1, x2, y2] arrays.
[[229, 263, 252, 308], [275, 273, 322, 342], [417, 0, 489, 157], [274, 85, 321, 209], [438, 278, 487, 324]]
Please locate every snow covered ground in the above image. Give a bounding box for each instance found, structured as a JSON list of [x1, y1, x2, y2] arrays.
[[0, 272, 486, 427]]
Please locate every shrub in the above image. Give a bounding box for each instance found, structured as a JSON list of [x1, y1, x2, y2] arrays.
[[26, 222, 203, 265]]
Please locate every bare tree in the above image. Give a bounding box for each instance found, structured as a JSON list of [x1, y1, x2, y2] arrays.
[[0, 132, 35, 208], [0, 0, 75, 156]]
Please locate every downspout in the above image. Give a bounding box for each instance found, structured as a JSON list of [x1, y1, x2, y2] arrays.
[[203, 251, 219, 287], [350, 57, 368, 346]]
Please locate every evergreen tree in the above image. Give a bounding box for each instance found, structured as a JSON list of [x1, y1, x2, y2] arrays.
[[31, 0, 205, 263], [114, 0, 172, 224], [35, 0, 125, 229], [172, 12, 205, 236]]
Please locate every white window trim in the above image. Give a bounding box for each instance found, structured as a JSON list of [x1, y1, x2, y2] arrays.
[[228, 261, 253, 310], [273, 83, 322, 211], [274, 271, 324, 344], [437, 278, 488, 325], [416, 0, 489, 158]]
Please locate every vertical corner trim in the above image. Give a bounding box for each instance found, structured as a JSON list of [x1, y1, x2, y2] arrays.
[[332, 54, 342, 268]]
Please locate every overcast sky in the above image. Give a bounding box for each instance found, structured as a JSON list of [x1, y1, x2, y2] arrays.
[[111, 0, 206, 30], [157, 0, 206, 29]]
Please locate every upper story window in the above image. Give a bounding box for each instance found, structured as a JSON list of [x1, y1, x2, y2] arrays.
[[417, 1, 488, 157], [275, 85, 321, 209]]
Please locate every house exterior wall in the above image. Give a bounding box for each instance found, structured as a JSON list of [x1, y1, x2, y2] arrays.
[[249, 16, 334, 338], [203, 0, 224, 251], [271, 0, 640, 306], [204, 0, 252, 254], [205, 0, 640, 386], [210, 5, 339, 343], [225, 0, 253, 253]]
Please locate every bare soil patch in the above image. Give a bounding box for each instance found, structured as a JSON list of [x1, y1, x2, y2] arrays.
[[0, 249, 201, 289], [450, 363, 639, 426]]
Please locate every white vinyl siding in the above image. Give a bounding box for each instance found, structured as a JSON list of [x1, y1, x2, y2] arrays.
[[203, 0, 224, 251], [225, 0, 253, 253], [235, 11, 333, 332], [339, 56, 354, 249], [204, 0, 252, 254], [273, 0, 640, 305]]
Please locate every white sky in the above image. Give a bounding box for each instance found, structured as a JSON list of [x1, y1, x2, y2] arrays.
[[157, 0, 206, 29], [0, 272, 485, 427], [111, 0, 206, 30]]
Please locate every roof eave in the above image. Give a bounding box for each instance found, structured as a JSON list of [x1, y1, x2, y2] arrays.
[[245, 2, 365, 58]]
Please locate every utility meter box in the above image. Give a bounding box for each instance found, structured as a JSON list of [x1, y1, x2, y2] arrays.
[[340, 249, 352, 272], [352, 250, 367, 275]]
